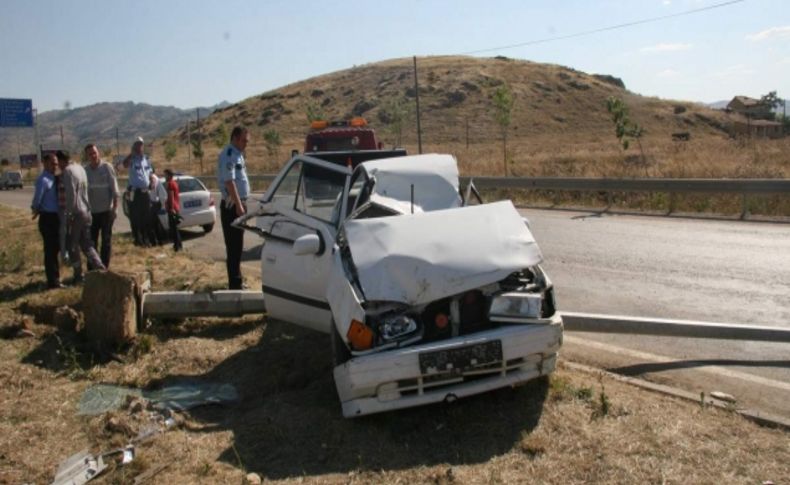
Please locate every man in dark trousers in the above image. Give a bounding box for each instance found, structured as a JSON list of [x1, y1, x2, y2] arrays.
[[122, 138, 155, 246], [31, 153, 62, 288], [164, 169, 182, 252], [216, 126, 250, 289], [85, 144, 119, 268]]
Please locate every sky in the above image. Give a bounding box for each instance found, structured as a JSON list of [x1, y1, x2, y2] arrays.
[[1, 0, 788, 113]]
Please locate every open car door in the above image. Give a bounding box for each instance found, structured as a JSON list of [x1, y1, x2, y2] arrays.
[[247, 155, 351, 333]]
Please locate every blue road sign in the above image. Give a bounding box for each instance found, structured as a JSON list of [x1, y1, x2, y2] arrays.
[[0, 98, 34, 127]]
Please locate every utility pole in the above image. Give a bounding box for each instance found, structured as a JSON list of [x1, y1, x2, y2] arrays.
[[186, 121, 191, 167], [196, 108, 203, 173], [33, 108, 40, 162], [115, 127, 120, 158], [413, 56, 423, 154], [59, 125, 64, 148]]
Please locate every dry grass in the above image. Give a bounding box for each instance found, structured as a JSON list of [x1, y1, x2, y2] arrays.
[[0, 204, 788, 484]]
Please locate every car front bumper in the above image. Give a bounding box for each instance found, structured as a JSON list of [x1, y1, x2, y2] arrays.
[[333, 313, 563, 417]]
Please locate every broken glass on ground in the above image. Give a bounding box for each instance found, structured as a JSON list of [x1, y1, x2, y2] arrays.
[[78, 381, 238, 415], [51, 449, 107, 485]]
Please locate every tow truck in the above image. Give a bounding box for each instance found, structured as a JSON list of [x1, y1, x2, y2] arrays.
[[300, 117, 407, 167]]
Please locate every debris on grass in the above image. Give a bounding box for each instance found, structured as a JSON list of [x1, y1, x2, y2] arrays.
[[78, 381, 238, 415]]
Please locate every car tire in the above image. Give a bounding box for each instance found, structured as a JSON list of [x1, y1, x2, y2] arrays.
[[202, 223, 214, 233], [331, 320, 350, 367]]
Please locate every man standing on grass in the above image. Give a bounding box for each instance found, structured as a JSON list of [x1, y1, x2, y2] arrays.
[[164, 169, 182, 252], [59, 150, 105, 282], [85, 144, 119, 269], [31, 153, 62, 289], [217, 126, 250, 289], [123, 138, 155, 246], [55, 152, 70, 264]]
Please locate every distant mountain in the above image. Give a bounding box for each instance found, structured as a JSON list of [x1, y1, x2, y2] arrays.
[[707, 100, 730, 110], [0, 100, 230, 159]]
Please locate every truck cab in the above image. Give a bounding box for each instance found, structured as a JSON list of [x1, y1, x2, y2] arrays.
[[302, 118, 407, 168]]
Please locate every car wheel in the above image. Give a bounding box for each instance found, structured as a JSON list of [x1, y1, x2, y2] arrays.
[[202, 223, 214, 233], [331, 320, 350, 367]]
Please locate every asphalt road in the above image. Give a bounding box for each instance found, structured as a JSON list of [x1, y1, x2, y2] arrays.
[[4, 187, 789, 419]]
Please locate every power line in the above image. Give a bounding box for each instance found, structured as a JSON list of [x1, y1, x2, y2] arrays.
[[458, 0, 747, 56]]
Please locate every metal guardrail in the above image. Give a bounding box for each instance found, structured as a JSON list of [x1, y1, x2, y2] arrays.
[[458, 177, 790, 194], [120, 175, 790, 194], [561, 312, 790, 343], [118, 174, 789, 217]]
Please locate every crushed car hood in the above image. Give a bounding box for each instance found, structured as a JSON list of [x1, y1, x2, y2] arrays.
[[343, 200, 543, 305], [363, 154, 462, 214]]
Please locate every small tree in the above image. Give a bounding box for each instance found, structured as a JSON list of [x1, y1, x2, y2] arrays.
[[606, 96, 645, 163], [263, 129, 282, 158], [191, 137, 204, 173], [164, 141, 178, 163], [213, 124, 228, 149], [492, 85, 514, 176], [305, 102, 325, 123], [0, 158, 9, 166], [379, 97, 411, 147], [760, 91, 782, 110]]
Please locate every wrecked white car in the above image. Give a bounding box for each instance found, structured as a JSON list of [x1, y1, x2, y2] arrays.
[[238, 153, 562, 417]]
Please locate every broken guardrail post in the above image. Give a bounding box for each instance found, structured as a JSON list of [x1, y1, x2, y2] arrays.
[[141, 290, 267, 320], [561, 312, 790, 343], [82, 270, 151, 348]]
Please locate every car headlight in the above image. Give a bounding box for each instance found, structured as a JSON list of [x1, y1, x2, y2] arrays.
[[378, 314, 418, 341], [489, 292, 543, 319]]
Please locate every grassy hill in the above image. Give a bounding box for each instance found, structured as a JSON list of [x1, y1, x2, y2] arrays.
[[149, 56, 788, 180]]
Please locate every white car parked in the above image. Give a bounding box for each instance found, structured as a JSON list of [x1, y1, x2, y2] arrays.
[[1, 170, 23, 190], [123, 175, 216, 233], [238, 153, 563, 417]]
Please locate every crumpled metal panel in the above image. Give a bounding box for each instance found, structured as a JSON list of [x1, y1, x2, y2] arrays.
[[343, 200, 543, 305], [363, 154, 462, 214]]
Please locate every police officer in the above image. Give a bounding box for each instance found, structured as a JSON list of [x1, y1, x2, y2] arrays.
[[123, 138, 155, 246], [217, 126, 250, 289]]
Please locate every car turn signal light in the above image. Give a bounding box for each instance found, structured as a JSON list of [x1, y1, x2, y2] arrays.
[[347, 319, 373, 350]]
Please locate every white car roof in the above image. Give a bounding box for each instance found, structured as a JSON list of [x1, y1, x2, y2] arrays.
[[357, 154, 462, 214]]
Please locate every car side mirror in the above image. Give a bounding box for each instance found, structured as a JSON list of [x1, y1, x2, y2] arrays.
[[293, 233, 323, 256]]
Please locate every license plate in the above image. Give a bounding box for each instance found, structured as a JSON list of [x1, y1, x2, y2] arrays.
[[419, 341, 502, 375], [183, 200, 201, 208]]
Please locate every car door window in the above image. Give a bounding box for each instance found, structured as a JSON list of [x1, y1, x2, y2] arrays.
[[295, 164, 347, 224], [267, 159, 348, 225], [269, 160, 303, 213]]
